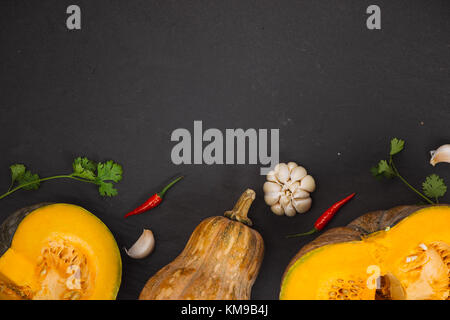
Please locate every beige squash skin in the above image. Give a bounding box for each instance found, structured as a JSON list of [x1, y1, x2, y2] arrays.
[[139, 190, 264, 300]]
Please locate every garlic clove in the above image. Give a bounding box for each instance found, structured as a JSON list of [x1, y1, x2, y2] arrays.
[[266, 170, 279, 183], [275, 163, 290, 183], [279, 194, 291, 208], [290, 166, 307, 182], [430, 144, 450, 166], [271, 203, 285, 216], [279, 195, 296, 217], [284, 203, 297, 217], [125, 229, 155, 259], [292, 198, 312, 214], [300, 175, 316, 192], [263, 181, 281, 193], [292, 188, 310, 199], [274, 163, 282, 173], [264, 193, 280, 206], [288, 181, 300, 193], [287, 162, 298, 172]]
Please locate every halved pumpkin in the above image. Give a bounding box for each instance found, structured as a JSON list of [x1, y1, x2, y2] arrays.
[[280, 205, 450, 300], [0, 203, 121, 300]]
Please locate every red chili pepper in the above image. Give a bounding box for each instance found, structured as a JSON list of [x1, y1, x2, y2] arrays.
[[287, 193, 356, 238], [124, 176, 183, 218]]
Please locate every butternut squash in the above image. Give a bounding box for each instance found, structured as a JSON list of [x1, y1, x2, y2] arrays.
[[0, 203, 122, 300], [139, 189, 264, 300], [280, 205, 450, 300]]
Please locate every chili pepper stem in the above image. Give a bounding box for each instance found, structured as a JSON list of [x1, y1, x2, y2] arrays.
[[286, 228, 318, 238], [158, 176, 184, 198]]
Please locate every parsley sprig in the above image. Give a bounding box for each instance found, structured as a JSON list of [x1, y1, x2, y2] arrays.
[[1, 157, 123, 200], [371, 138, 447, 204]]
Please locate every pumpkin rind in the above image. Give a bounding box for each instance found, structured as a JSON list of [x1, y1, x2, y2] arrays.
[[139, 189, 264, 300], [0, 203, 51, 257]]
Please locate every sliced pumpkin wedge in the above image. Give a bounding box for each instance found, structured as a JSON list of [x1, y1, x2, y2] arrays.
[[0, 203, 121, 300], [281, 205, 450, 300]]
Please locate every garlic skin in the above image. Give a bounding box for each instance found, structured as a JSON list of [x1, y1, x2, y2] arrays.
[[430, 144, 450, 166], [264, 162, 315, 217], [125, 229, 155, 259]]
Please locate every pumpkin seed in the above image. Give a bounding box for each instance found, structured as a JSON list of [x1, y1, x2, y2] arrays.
[[71, 292, 81, 300]]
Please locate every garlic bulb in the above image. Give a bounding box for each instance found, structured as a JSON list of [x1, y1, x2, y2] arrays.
[[430, 144, 450, 166], [263, 162, 315, 217]]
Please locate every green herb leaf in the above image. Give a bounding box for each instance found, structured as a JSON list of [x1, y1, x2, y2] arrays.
[[73, 157, 96, 172], [1, 157, 123, 200], [390, 138, 405, 156], [72, 157, 97, 181], [10, 164, 26, 185], [376, 160, 396, 178], [370, 166, 381, 178], [372, 138, 447, 205], [422, 174, 447, 199], [97, 161, 123, 183], [98, 181, 118, 197], [17, 170, 40, 190]]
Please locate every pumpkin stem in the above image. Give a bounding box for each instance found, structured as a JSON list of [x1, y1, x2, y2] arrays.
[[224, 189, 255, 226]]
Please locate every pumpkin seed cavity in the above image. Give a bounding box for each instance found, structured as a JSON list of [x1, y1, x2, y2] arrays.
[[318, 277, 373, 300], [33, 240, 92, 300], [397, 241, 450, 300]]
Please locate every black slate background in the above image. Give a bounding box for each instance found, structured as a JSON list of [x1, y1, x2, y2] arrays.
[[0, 1, 449, 300]]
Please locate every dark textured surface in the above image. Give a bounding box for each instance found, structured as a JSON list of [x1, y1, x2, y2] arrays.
[[0, 1, 449, 299]]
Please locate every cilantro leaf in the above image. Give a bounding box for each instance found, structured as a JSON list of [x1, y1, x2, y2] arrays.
[[73, 157, 96, 172], [390, 138, 405, 156], [1, 157, 123, 200], [97, 161, 122, 183], [98, 181, 118, 197], [375, 160, 396, 178], [422, 174, 447, 199], [370, 166, 381, 177], [10, 164, 26, 185], [94, 160, 122, 197], [17, 170, 40, 190], [72, 157, 97, 181], [9, 164, 40, 190], [372, 138, 447, 205]]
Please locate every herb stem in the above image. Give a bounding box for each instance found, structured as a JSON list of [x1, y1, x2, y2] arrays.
[[7, 181, 13, 193], [390, 158, 434, 205], [0, 175, 96, 200]]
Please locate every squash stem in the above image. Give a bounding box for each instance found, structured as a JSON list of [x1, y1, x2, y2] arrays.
[[224, 189, 255, 226]]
